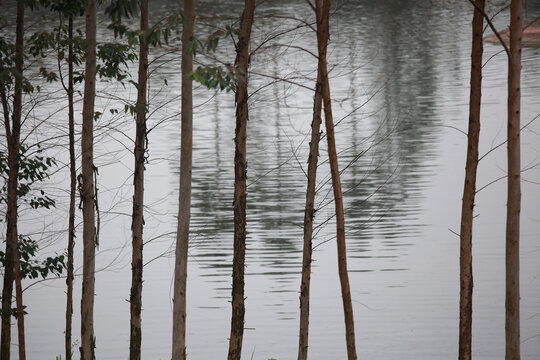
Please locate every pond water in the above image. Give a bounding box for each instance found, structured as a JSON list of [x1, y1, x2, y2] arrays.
[[5, 0, 540, 359]]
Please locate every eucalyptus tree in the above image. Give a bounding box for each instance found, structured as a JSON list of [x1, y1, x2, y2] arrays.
[[227, 1, 256, 359], [0, 0, 26, 358], [315, 0, 357, 358], [459, 1, 484, 359], [130, 0, 149, 358], [45, 1, 85, 358], [506, 0, 522, 358], [172, 0, 195, 359], [297, 15, 323, 360], [80, 0, 98, 358]]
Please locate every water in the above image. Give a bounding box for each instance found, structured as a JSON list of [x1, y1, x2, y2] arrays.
[[3, 0, 540, 359]]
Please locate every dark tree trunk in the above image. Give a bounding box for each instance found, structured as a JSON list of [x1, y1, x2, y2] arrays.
[[129, 0, 149, 359], [297, 16, 324, 359], [80, 0, 97, 358], [171, 1, 195, 359], [459, 1, 484, 359], [506, 0, 522, 359], [0, 2, 25, 359], [227, 1, 255, 359], [316, 1, 357, 359], [66, 14, 76, 360]]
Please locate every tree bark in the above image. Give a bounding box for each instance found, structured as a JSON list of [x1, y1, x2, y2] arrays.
[[316, 1, 357, 359], [506, 0, 521, 359], [227, 1, 255, 359], [80, 0, 97, 358], [459, 1, 484, 359], [297, 22, 324, 360], [171, 1, 195, 359], [66, 14, 76, 360], [129, 1, 149, 359], [0, 1, 25, 359]]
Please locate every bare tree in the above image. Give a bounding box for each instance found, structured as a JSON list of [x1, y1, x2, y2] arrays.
[[459, 1, 484, 359], [506, 0, 522, 359], [130, 0, 149, 359], [171, 1, 195, 359], [227, 1, 256, 359], [315, 1, 357, 358], [80, 0, 97, 358], [0, 1, 25, 358], [297, 9, 324, 360]]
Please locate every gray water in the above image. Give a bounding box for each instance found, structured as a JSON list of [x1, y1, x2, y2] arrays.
[[5, 0, 540, 359]]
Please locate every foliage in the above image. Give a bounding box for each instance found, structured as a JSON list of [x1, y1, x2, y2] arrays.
[[0, 235, 66, 280], [0, 235, 66, 318], [0, 144, 57, 209], [191, 65, 236, 92]]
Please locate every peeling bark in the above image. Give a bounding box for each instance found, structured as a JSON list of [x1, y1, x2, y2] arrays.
[[227, 1, 255, 359], [66, 14, 76, 360]]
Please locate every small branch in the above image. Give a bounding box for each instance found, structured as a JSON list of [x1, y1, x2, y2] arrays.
[[467, 0, 509, 56]]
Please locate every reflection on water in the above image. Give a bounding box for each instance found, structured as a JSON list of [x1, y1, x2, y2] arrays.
[[6, 0, 540, 359]]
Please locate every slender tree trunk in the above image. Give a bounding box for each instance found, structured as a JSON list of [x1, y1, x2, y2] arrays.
[[65, 14, 76, 360], [506, 1, 521, 359], [459, 1, 484, 359], [80, 0, 97, 358], [227, 1, 255, 359], [297, 32, 324, 360], [0, 2, 24, 359], [129, 1, 149, 359], [316, 1, 357, 359], [171, 1, 195, 359]]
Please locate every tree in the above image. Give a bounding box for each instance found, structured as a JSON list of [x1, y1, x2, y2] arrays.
[[315, 1, 357, 358], [45, 1, 86, 358], [227, 1, 256, 359], [172, 0, 195, 359], [80, 0, 97, 358], [130, 0, 149, 358], [459, 1, 484, 359], [0, 1, 26, 358], [297, 22, 324, 360], [506, 0, 522, 358]]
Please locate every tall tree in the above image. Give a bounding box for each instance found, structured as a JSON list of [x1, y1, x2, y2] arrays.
[[315, 1, 357, 358], [172, 0, 195, 359], [506, 0, 522, 359], [80, 0, 97, 358], [0, 1, 25, 358], [297, 8, 324, 359], [459, 1, 484, 359], [227, 1, 255, 359], [130, 0, 149, 358]]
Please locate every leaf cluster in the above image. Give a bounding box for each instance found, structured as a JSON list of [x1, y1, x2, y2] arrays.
[[0, 235, 66, 280], [0, 144, 57, 209], [191, 65, 236, 92]]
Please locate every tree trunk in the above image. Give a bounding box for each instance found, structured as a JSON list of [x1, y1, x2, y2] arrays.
[[316, 1, 357, 359], [0, 1, 25, 359], [506, 0, 521, 359], [459, 1, 484, 359], [65, 14, 76, 360], [129, 1, 149, 359], [227, 1, 255, 359], [297, 35, 324, 360], [80, 0, 97, 358], [171, 1, 195, 359]]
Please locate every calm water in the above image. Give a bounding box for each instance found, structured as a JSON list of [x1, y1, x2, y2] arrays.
[[4, 0, 540, 359]]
